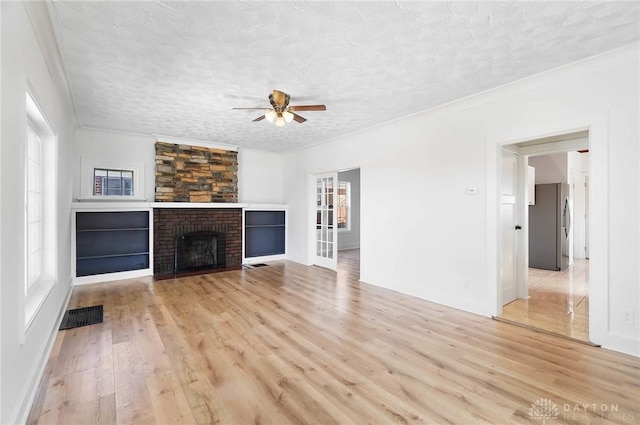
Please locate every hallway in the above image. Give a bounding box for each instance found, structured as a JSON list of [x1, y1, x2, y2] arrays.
[[338, 248, 360, 281], [500, 259, 589, 342]]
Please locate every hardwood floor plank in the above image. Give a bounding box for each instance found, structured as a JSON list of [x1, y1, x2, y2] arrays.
[[27, 257, 640, 425], [145, 370, 197, 425], [112, 341, 156, 425], [501, 260, 590, 342]]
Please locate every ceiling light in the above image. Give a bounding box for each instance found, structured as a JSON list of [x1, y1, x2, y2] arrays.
[[265, 110, 277, 122], [275, 115, 286, 127], [282, 110, 294, 123]]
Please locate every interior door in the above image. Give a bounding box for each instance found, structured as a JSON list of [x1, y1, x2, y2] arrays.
[[585, 175, 589, 259], [501, 149, 518, 305], [314, 173, 338, 270]]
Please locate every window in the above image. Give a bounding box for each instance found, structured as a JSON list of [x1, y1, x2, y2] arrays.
[[93, 168, 134, 196], [337, 181, 351, 231], [25, 91, 57, 329], [26, 125, 42, 291], [80, 158, 144, 200]]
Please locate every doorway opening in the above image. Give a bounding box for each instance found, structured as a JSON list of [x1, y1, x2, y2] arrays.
[[496, 131, 593, 343], [311, 168, 361, 280], [337, 168, 361, 281]]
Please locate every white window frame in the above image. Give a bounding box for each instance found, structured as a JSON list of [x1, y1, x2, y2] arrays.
[[80, 157, 145, 201], [93, 167, 135, 196], [337, 181, 351, 232], [26, 124, 43, 292], [25, 91, 57, 331]]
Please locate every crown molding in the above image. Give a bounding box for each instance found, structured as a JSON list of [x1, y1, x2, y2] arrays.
[[23, 1, 79, 125], [295, 42, 640, 153], [76, 126, 154, 144], [153, 134, 239, 152]]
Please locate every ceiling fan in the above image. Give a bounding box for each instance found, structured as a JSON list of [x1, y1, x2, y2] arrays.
[[233, 89, 326, 127]]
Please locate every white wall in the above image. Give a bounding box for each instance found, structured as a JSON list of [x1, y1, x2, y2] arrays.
[[567, 151, 585, 178], [0, 3, 4, 420], [529, 153, 569, 184], [74, 129, 284, 204], [283, 45, 640, 356], [74, 128, 156, 200], [1, 3, 77, 423], [337, 168, 360, 250], [238, 148, 283, 204]]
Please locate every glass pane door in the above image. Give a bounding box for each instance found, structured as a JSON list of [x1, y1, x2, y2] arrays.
[[314, 173, 337, 270]]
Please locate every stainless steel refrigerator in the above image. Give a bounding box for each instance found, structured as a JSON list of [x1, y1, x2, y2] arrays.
[[529, 183, 570, 271]]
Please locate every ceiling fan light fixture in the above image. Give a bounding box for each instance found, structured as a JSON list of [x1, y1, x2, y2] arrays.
[[265, 109, 277, 122], [234, 90, 326, 126], [282, 110, 294, 123]]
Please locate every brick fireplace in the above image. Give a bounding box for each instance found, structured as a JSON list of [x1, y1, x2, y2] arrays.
[[153, 208, 242, 278]]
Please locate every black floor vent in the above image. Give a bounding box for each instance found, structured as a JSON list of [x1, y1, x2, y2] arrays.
[[59, 305, 104, 330]]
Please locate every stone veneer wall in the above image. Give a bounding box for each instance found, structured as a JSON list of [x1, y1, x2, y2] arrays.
[[154, 208, 242, 277], [155, 142, 238, 203]]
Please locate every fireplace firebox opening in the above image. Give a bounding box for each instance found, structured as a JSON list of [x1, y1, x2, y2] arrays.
[[174, 231, 226, 275]]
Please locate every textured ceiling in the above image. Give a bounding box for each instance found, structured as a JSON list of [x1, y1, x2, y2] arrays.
[[51, 1, 640, 152]]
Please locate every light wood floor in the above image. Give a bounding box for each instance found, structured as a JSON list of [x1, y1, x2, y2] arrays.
[[28, 258, 639, 425], [338, 248, 360, 280], [500, 260, 589, 342]]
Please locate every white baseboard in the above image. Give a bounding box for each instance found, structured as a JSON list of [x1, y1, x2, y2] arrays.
[[243, 254, 286, 264], [601, 332, 640, 357], [73, 268, 152, 285], [14, 281, 73, 425]]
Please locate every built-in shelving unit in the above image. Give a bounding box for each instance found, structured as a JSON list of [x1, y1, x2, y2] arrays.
[[244, 210, 286, 259], [75, 211, 150, 277], [71, 202, 287, 284]]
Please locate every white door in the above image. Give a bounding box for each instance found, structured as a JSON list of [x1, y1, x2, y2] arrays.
[[585, 175, 589, 259], [501, 149, 518, 305], [572, 171, 589, 259], [314, 173, 338, 270]]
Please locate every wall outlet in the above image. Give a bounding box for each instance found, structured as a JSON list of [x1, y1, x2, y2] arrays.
[[622, 309, 635, 325]]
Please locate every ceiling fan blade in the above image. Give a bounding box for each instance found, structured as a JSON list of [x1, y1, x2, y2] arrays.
[[252, 115, 266, 122], [292, 113, 307, 123], [232, 107, 270, 110], [288, 105, 326, 112]]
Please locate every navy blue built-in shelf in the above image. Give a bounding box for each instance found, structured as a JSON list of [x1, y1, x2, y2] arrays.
[[76, 211, 149, 276], [245, 210, 285, 258]]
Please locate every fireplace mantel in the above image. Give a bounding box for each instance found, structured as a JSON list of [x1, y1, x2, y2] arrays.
[[72, 201, 288, 211], [151, 202, 246, 209], [73, 201, 248, 210]]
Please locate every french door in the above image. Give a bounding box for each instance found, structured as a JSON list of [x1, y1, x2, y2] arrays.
[[314, 172, 338, 270]]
